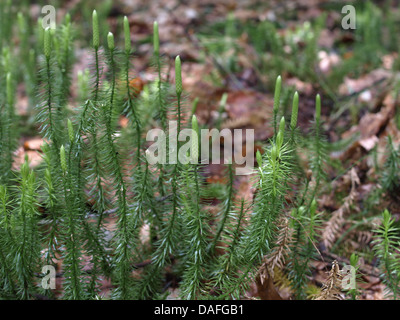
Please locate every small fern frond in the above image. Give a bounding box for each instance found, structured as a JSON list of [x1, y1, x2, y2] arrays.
[[315, 260, 343, 300]]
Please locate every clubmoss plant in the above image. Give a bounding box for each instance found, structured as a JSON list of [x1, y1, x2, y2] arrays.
[[0, 0, 12, 52], [55, 13, 74, 115], [273, 75, 282, 136], [17, 12, 35, 103], [288, 199, 321, 299], [372, 209, 400, 298], [178, 115, 210, 299], [152, 21, 172, 197], [290, 91, 299, 141], [36, 27, 62, 164], [0, 72, 17, 184], [380, 136, 400, 192], [151, 55, 184, 270], [209, 199, 248, 297], [245, 116, 291, 264], [122, 16, 142, 166], [85, 9, 107, 228], [41, 142, 60, 267], [347, 253, 361, 300], [59, 143, 85, 300], [11, 162, 41, 299], [0, 184, 15, 298], [307, 94, 328, 203], [0, 7, 357, 301], [209, 162, 234, 255]]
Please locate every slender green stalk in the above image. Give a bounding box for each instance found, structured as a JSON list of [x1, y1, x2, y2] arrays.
[[179, 115, 210, 299], [373, 210, 400, 298], [273, 75, 282, 137], [151, 56, 183, 272], [44, 28, 58, 153], [211, 199, 247, 298], [123, 16, 142, 166], [104, 31, 133, 300], [89, 10, 106, 228], [0, 185, 16, 296], [244, 117, 291, 264], [12, 162, 41, 299]]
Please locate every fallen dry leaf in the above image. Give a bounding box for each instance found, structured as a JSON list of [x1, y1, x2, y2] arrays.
[[338, 68, 392, 96]]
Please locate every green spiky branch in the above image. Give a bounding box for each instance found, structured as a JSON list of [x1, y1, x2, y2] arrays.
[[373, 209, 400, 299]]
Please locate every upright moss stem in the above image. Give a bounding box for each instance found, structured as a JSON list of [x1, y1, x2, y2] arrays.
[[210, 163, 233, 255]]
